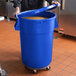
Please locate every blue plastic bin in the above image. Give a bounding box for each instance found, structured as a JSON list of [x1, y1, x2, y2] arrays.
[[15, 4, 58, 71]]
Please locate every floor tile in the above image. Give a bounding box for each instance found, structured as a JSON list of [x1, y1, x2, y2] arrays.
[[0, 20, 76, 76]]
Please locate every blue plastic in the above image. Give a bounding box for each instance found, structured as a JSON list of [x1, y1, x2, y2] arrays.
[[15, 4, 59, 69]]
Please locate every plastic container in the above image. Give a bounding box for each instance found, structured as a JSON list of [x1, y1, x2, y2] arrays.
[[15, 4, 58, 73]]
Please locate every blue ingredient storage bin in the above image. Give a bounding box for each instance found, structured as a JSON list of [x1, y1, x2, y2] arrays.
[[15, 4, 59, 73]]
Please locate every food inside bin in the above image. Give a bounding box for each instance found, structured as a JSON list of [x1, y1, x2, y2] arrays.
[[23, 16, 47, 20]]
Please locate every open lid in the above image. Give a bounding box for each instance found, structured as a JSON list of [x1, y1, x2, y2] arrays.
[[16, 4, 57, 18], [15, 4, 58, 30], [34, 4, 57, 14]]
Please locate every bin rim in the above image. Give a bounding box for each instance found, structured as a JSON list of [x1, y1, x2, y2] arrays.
[[20, 12, 56, 21]]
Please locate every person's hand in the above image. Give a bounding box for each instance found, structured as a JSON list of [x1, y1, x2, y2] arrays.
[[52, 1, 61, 7], [13, 7, 20, 16]]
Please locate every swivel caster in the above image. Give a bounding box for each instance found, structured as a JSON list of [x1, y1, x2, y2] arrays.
[[46, 66, 51, 70], [33, 70, 38, 74]]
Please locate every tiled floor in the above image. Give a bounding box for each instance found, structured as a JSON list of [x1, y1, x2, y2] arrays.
[[0, 20, 76, 76]]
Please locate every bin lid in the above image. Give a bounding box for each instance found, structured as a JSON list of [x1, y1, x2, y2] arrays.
[[16, 4, 57, 18], [15, 4, 59, 30]]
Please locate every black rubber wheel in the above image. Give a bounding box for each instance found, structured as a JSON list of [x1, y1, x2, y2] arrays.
[[33, 70, 38, 74], [46, 66, 51, 70]]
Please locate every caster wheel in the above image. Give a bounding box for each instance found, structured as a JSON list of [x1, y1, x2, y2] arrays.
[[33, 70, 38, 74], [46, 66, 51, 70]]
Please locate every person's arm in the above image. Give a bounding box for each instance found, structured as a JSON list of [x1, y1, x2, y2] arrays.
[[46, 0, 60, 7], [13, 0, 21, 14]]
